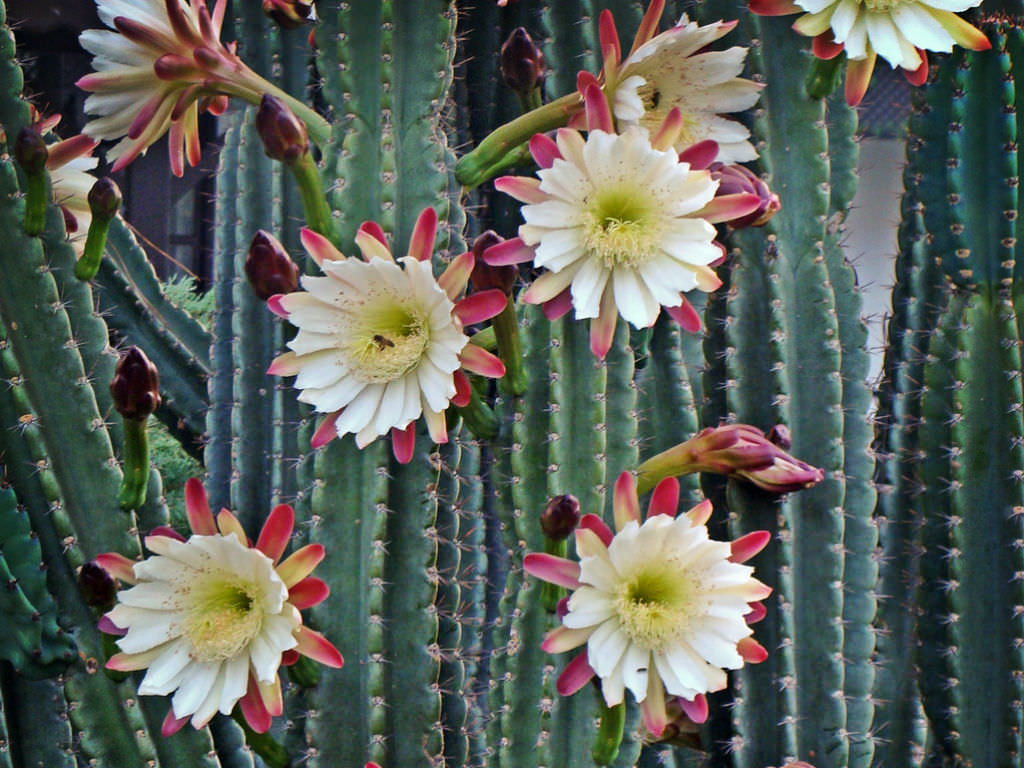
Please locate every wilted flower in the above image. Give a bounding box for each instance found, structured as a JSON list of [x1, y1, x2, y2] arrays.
[[636, 423, 825, 494], [588, 2, 762, 162], [97, 479, 342, 734], [750, 0, 990, 105], [524, 472, 771, 736], [267, 208, 508, 462]]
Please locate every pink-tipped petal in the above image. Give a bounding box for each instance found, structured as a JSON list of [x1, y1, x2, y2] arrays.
[[665, 297, 702, 333], [95, 552, 139, 583], [355, 226, 394, 262], [147, 526, 186, 542], [391, 423, 417, 464], [266, 294, 290, 319], [288, 576, 330, 609], [45, 135, 97, 170], [598, 9, 622, 71], [216, 509, 247, 545], [730, 530, 771, 563], [98, 614, 127, 635], [693, 265, 723, 292], [613, 471, 640, 531], [748, 0, 800, 14], [482, 234, 536, 265], [256, 504, 295, 562], [258, 676, 284, 717], [239, 677, 273, 734], [454, 289, 508, 326], [493, 175, 547, 205], [528, 132, 562, 169], [167, 117, 185, 178], [556, 652, 597, 696], [126, 92, 164, 141], [408, 207, 438, 262], [812, 31, 845, 60], [311, 411, 341, 449], [903, 54, 928, 86], [589, 288, 618, 359], [651, 107, 684, 152], [686, 499, 713, 527], [583, 82, 615, 134], [737, 636, 769, 663], [540, 624, 592, 654], [452, 370, 472, 408], [161, 708, 189, 737], [933, 10, 990, 51], [844, 54, 875, 107], [438, 251, 474, 300], [678, 139, 720, 170], [631, 0, 666, 52], [423, 407, 449, 445], [277, 543, 325, 588], [106, 651, 150, 672], [679, 694, 709, 723], [746, 601, 768, 624], [294, 625, 345, 668], [184, 478, 217, 535], [575, 527, 611, 562], [642, 675, 668, 737], [699, 193, 764, 224], [647, 477, 680, 519], [523, 552, 583, 589], [459, 344, 507, 378], [577, 513, 614, 547], [300, 227, 342, 266], [542, 290, 574, 320]]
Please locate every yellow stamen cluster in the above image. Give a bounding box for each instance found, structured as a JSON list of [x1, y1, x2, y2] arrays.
[[613, 563, 702, 652], [186, 579, 265, 662]]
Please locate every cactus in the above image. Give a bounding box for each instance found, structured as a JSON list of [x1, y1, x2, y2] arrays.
[[1, 0, 1022, 765]]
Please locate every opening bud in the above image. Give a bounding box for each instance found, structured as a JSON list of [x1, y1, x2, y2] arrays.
[[257, 94, 309, 165], [540, 494, 581, 541], [247, 230, 300, 300], [88, 177, 123, 222], [262, 0, 316, 29], [78, 561, 119, 610], [709, 163, 781, 228], [471, 231, 517, 296], [501, 27, 546, 95], [14, 126, 48, 175], [110, 346, 161, 421]]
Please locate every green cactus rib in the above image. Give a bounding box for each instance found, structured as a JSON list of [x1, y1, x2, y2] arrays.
[[914, 289, 963, 759], [206, 716, 255, 768], [541, 0, 597, 100], [942, 288, 1024, 766], [94, 218, 211, 457], [0, 675, 71, 768], [0, 483, 75, 676], [306, 440, 389, 768]]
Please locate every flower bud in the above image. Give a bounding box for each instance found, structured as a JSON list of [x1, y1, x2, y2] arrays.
[[262, 0, 315, 29], [709, 162, 781, 228], [540, 494, 580, 541], [78, 561, 118, 610], [88, 177, 123, 222], [501, 27, 546, 95], [14, 126, 48, 175], [110, 346, 161, 421], [471, 231, 517, 296], [256, 94, 309, 164], [246, 230, 300, 300]]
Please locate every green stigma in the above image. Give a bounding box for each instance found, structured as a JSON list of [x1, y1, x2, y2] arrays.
[[583, 186, 663, 268], [613, 565, 700, 651]]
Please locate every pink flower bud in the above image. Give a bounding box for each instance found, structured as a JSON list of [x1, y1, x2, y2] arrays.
[[247, 230, 301, 300], [78, 561, 119, 609], [14, 127, 48, 175], [88, 177, 123, 221], [471, 231, 517, 296], [256, 94, 309, 165], [709, 162, 781, 228]]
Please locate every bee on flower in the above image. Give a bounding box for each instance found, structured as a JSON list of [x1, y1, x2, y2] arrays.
[[524, 472, 771, 736], [267, 208, 508, 462], [95, 479, 343, 734]]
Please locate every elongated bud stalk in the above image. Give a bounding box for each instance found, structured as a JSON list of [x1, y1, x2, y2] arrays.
[[75, 177, 122, 280], [540, 493, 580, 609], [14, 126, 48, 236], [246, 230, 300, 300], [110, 346, 160, 509]]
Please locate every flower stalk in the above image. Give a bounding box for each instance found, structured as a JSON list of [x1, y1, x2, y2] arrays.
[[75, 177, 122, 281], [109, 346, 161, 510], [454, 383, 499, 441], [14, 127, 48, 236], [593, 699, 626, 765]]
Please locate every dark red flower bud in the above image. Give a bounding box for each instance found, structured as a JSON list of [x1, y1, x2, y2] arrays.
[[540, 494, 581, 541], [88, 177, 123, 222], [246, 230, 300, 300], [471, 231, 517, 296], [256, 94, 309, 164], [14, 127, 48, 175], [709, 163, 781, 228], [501, 27, 546, 95], [78, 561, 118, 609], [262, 0, 315, 29], [110, 346, 161, 421]]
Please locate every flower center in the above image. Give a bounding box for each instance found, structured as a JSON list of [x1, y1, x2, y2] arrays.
[[861, 0, 900, 10], [583, 187, 663, 268], [345, 302, 430, 384], [635, 82, 698, 146], [186, 579, 265, 663], [613, 564, 701, 652]]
